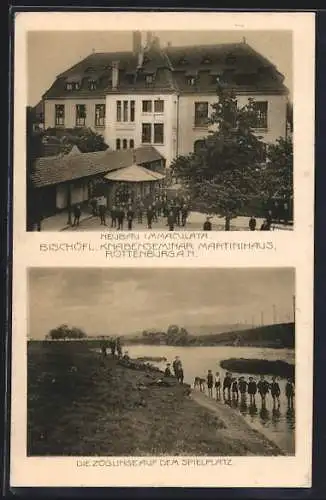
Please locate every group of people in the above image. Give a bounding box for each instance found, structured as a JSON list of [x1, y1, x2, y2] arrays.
[[249, 213, 273, 231], [100, 337, 123, 358], [202, 371, 295, 409], [87, 195, 191, 231], [164, 356, 184, 383]]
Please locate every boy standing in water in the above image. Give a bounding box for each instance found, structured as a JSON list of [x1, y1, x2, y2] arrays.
[[207, 370, 214, 398], [285, 378, 295, 408], [248, 377, 257, 405], [223, 372, 232, 400], [231, 378, 239, 400], [257, 375, 270, 404], [270, 376, 281, 407], [215, 371, 221, 400], [239, 376, 248, 398]]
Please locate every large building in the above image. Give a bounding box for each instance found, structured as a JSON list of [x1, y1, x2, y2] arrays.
[[42, 32, 289, 166]]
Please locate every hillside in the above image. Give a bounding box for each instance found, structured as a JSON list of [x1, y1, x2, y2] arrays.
[[188, 323, 295, 348]]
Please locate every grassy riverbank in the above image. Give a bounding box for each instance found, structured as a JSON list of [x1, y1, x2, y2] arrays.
[[220, 358, 295, 378], [28, 341, 282, 456]]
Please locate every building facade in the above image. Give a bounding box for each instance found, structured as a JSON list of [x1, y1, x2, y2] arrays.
[[42, 32, 289, 166]]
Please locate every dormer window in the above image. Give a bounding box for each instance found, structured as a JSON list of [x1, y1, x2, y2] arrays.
[[186, 76, 196, 86], [89, 80, 97, 90], [66, 81, 80, 91], [145, 74, 154, 84]]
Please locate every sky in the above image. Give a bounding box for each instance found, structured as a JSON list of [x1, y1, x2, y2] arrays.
[[28, 268, 295, 339], [27, 30, 292, 106]]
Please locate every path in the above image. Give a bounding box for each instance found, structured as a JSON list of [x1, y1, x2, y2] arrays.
[[191, 389, 285, 456]]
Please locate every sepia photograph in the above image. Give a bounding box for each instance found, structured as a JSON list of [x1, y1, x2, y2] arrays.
[[26, 30, 293, 232], [27, 267, 295, 457]]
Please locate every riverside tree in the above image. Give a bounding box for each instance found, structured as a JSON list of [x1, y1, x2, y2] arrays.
[[171, 84, 266, 230], [48, 324, 87, 340]]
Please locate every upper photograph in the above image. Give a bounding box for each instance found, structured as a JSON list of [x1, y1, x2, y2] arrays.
[[26, 30, 293, 232]]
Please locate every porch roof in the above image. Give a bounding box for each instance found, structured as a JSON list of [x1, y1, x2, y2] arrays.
[[32, 145, 165, 188], [104, 164, 165, 183]]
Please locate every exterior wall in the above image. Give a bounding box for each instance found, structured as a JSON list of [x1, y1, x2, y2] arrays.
[[44, 98, 106, 135], [55, 180, 89, 209], [105, 93, 178, 166], [177, 93, 287, 157]]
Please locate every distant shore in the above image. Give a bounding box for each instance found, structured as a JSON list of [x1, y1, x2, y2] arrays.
[[28, 341, 283, 456]]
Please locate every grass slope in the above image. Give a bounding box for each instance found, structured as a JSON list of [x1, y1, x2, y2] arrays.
[[28, 341, 281, 456]]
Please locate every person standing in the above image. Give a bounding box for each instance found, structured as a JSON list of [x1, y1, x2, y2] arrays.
[[248, 377, 257, 406], [207, 370, 214, 398], [137, 200, 144, 224], [127, 206, 134, 231], [116, 337, 123, 358], [99, 203, 106, 226], [117, 206, 125, 230], [231, 378, 239, 400], [203, 216, 212, 231], [249, 216, 257, 231], [239, 376, 248, 398], [181, 204, 189, 227], [223, 372, 232, 400], [285, 378, 295, 408], [257, 375, 270, 404], [73, 204, 81, 226], [167, 210, 175, 231], [215, 371, 221, 400], [270, 376, 281, 407], [110, 205, 117, 228], [90, 197, 98, 217], [147, 205, 154, 229], [164, 363, 172, 377]]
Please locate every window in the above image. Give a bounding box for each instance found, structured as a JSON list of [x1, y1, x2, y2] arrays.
[[154, 100, 164, 113], [142, 100, 152, 113], [142, 123, 151, 144], [129, 139, 134, 149], [55, 104, 65, 126], [130, 100, 135, 122], [145, 74, 154, 84], [95, 104, 105, 127], [194, 140, 205, 153], [252, 101, 268, 129], [66, 82, 80, 91], [123, 101, 128, 122], [123, 139, 128, 149], [194, 102, 208, 127], [75, 104, 86, 126], [186, 76, 196, 86], [154, 123, 164, 144], [116, 139, 121, 150], [116, 101, 121, 122], [89, 80, 97, 90]]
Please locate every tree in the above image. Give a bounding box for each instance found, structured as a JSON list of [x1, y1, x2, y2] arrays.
[[166, 325, 189, 345], [48, 324, 87, 340], [45, 127, 108, 153], [171, 84, 266, 229]]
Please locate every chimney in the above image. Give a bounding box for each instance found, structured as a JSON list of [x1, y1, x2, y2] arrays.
[[137, 49, 144, 69], [146, 31, 153, 48], [112, 61, 119, 90], [132, 149, 137, 164], [132, 31, 141, 55]]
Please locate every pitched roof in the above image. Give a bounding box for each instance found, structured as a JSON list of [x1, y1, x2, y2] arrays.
[[104, 164, 165, 182], [32, 145, 164, 188], [43, 41, 287, 99]]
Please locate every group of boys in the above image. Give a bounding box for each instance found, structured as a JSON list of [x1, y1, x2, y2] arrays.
[[211, 371, 295, 408], [87, 195, 190, 231]]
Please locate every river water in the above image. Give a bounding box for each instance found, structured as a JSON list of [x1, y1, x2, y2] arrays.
[[124, 344, 295, 455]]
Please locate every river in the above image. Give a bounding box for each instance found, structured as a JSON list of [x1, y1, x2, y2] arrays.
[[124, 344, 295, 455]]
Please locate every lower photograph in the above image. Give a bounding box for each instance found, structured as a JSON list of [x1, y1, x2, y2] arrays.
[[27, 267, 295, 457]]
